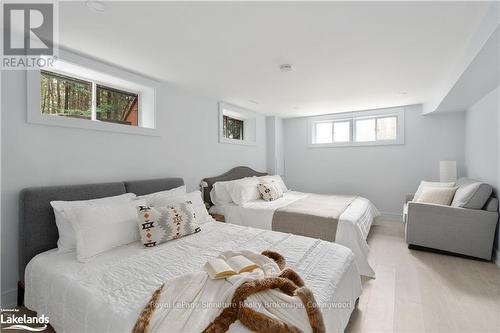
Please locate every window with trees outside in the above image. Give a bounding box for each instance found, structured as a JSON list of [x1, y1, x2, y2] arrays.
[[223, 115, 244, 140], [40, 70, 139, 126], [310, 108, 404, 147]]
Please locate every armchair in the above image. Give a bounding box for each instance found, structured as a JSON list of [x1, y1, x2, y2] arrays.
[[404, 179, 499, 260]]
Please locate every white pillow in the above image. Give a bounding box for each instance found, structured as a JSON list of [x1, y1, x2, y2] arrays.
[[148, 191, 210, 224], [70, 201, 140, 262], [135, 185, 186, 201], [259, 175, 288, 193], [227, 177, 260, 205], [50, 193, 136, 252], [414, 181, 455, 201], [210, 181, 234, 205], [415, 187, 458, 206]]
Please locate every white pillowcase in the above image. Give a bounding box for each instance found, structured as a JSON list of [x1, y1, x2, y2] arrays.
[[135, 185, 186, 201], [259, 175, 288, 193], [415, 187, 458, 206], [70, 200, 141, 262], [148, 191, 210, 224], [50, 193, 136, 252], [226, 177, 261, 205], [414, 181, 455, 201], [209, 181, 234, 205]]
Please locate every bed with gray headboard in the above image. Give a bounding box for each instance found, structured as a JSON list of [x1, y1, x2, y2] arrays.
[[18, 177, 184, 304], [202, 166, 267, 205]]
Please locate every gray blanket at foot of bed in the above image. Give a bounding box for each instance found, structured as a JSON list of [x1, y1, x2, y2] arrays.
[[272, 194, 356, 241]]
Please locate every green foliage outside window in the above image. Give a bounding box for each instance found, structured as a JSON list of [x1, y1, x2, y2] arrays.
[[223, 115, 244, 140], [40, 70, 139, 126]]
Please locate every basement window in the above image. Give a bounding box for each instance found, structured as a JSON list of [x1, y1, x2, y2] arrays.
[[41, 70, 139, 126], [219, 102, 257, 146], [27, 51, 157, 136], [223, 115, 244, 140], [310, 107, 404, 147]]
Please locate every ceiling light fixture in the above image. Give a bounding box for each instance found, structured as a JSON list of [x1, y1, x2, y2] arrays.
[[86, 0, 107, 12], [279, 64, 292, 72]]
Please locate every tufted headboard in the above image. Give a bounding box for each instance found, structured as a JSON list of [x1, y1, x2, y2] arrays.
[[202, 166, 267, 205], [19, 177, 184, 281]]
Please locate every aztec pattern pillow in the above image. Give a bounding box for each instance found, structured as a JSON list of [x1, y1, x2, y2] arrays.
[[258, 182, 283, 201], [136, 202, 201, 247]]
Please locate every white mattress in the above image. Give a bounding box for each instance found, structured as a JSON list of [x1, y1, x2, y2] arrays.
[[210, 191, 379, 277], [25, 220, 362, 333]]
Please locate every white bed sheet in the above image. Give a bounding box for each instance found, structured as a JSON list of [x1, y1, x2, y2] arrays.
[[25, 220, 362, 333], [210, 191, 379, 277]]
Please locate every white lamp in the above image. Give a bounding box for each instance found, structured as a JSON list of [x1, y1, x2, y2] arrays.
[[440, 161, 457, 182]]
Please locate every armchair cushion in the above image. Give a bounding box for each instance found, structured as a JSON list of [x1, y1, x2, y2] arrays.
[[451, 178, 492, 209]]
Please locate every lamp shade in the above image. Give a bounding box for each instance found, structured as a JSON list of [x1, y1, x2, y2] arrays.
[[440, 161, 457, 182]]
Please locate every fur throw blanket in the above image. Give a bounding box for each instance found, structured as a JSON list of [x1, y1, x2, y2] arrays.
[[133, 250, 325, 333]]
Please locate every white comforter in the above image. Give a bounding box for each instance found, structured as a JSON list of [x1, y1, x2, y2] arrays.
[[25, 221, 362, 333], [148, 251, 316, 333], [210, 191, 380, 277]]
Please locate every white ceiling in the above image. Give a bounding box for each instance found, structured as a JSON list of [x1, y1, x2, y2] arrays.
[[58, 1, 491, 117]]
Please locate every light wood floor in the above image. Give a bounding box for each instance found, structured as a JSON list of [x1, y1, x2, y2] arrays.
[[346, 219, 500, 333]]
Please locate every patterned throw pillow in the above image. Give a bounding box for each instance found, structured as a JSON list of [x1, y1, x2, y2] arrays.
[[136, 202, 201, 247], [258, 183, 283, 201]]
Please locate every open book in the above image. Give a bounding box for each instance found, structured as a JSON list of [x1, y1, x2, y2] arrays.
[[204, 255, 259, 279]]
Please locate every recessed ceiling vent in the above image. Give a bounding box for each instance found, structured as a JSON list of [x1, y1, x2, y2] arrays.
[[279, 64, 292, 72]]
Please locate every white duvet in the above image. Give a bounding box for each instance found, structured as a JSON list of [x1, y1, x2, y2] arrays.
[[209, 191, 380, 277], [25, 220, 362, 333]]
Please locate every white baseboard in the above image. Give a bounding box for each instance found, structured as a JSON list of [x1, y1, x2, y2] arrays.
[[378, 212, 403, 222], [1, 288, 17, 308]]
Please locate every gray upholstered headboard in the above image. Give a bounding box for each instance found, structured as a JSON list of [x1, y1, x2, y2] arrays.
[[202, 166, 267, 205], [19, 177, 184, 281]]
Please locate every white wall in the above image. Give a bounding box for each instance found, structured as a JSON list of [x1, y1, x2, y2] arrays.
[[283, 105, 466, 216], [0, 69, 267, 306], [464, 86, 500, 259], [266, 116, 284, 175]]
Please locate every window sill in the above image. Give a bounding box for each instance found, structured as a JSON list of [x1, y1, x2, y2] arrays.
[[219, 137, 257, 146], [309, 140, 404, 148], [27, 113, 160, 137]]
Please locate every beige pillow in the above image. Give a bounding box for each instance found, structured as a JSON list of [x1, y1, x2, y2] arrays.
[[415, 187, 458, 206], [414, 181, 455, 201]]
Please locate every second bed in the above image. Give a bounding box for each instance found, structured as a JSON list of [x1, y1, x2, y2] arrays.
[[205, 167, 380, 277]]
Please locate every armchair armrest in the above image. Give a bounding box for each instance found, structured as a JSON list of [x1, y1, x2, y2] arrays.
[[405, 193, 415, 203]]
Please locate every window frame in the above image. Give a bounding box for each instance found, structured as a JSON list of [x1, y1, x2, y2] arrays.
[[27, 49, 157, 136], [309, 107, 405, 148], [41, 68, 141, 125], [222, 114, 245, 140], [218, 102, 257, 146]]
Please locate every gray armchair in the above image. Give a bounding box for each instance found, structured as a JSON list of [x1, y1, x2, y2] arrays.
[[404, 178, 499, 260]]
